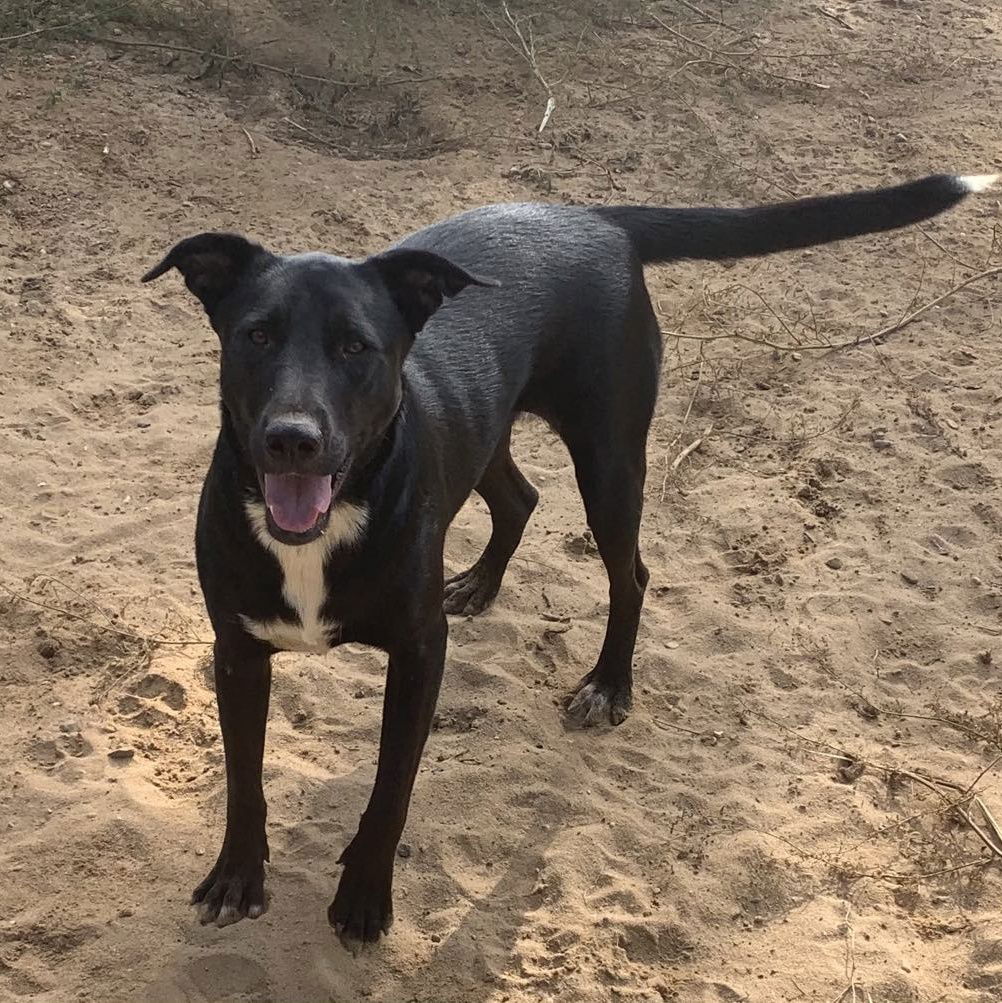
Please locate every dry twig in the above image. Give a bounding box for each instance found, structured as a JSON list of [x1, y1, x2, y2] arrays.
[[660, 351, 705, 499], [671, 423, 713, 471], [743, 705, 1002, 869], [0, 3, 129, 43], [493, 2, 557, 132], [671, 266, 1002, 355], [648, 12, 831, 89], [815, 5, 854, 32], [282, 116, 343, 150], [667, 0, 733, 28], [1, 581, 211, 647], [832, 901, 872, 1003], [241, 127, 259, 157], [84, 36, 442, 89]]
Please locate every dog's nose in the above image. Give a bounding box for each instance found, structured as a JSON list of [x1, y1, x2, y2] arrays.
[[264, 416, 323, 464]]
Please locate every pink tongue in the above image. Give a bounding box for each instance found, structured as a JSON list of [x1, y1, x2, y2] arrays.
[[264, 473, 333, 534]]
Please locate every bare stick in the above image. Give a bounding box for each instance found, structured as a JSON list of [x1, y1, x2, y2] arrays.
[[497, 2, 557, 132], [839, 265, 1002, 351], [975, 797, 1002, 850], [880, 709, 993, 746], [283, 116, 343, 150], [963, 752, 1002, 796], [1, 582, 211, 646], [672, 266, 1002, 355], [831, 900, 863, 1003], [649, 13, 831, 89], [802, 750, 1002, 860], [652, 717, 706, 738], [844, 858, 990, 883], [668, 0, 733, 28], [895, 254, 928, 329], [241, 127, 259, 157], [699, 148, 801, 198], [815, 4, 854, 31], [671, 423, 713, 471], [723, 398, 858, 446], [84, 36, 443, 89], [660, 351, 705, 499], [0, 3, 129, 43], [918, 227, 980, 273]]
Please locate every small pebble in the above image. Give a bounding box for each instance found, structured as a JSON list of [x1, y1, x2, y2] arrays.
[[397, 843, 412, 859], [928, 534, 949, 555], [872, 438, 892, 451], [108, 747, 135, 761], [826, 557, 843, 570], [430, 933, 441, 943], [901, 571, 919, 585]]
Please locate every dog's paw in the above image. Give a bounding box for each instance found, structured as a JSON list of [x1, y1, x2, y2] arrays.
[[191, 852, 267, 927], [443, 563, 501, 617], [564, 672, 632, 727], [328, 865, 394, 955]]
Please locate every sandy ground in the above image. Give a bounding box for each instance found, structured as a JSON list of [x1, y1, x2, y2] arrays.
[[2, 1, 1002, 1000]]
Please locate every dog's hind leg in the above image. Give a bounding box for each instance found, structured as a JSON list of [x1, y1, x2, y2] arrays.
[[444, 426, 538, 616], [561, 270, 659, 727], [563, 436, 649, 726]]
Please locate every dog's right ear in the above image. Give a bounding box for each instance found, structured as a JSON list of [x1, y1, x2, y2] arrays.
[[141, 232, 268, 313]]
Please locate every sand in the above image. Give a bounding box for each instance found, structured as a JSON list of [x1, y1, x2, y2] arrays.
[[2, 1, 1002, 1000]]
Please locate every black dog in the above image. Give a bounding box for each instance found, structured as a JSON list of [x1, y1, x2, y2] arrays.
[[142, 171, 994, 949]]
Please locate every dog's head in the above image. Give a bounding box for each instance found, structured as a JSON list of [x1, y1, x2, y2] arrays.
[[143, 232, 495, 545]]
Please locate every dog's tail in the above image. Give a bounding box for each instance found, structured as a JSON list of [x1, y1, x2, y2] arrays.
[[593, 173, 997, 265]]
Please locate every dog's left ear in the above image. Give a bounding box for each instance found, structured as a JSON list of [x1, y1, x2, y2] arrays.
[[142, 232, 270, 314], [366, 248, 499, 335]]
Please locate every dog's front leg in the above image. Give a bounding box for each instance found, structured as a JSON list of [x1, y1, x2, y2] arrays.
[[192, 632, 272, 926], [329, 614, 447, 952]]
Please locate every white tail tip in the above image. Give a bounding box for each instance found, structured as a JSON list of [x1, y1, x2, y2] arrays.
[[958, 173, 999, 193]]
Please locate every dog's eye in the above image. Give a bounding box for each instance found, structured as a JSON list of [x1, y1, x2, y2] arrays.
[[344, 340, 366, 356], [248, 329, 269, 347]]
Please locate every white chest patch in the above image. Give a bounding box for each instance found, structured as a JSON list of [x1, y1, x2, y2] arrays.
[[239, 499, 368, 653]]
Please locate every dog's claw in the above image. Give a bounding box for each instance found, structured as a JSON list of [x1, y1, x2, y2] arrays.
[[565, 674, 632, 727], [191, 853, 267, 927], [329, 907, 393, 954], [443, 563, 501, 617], [328, 863, 394, 954]]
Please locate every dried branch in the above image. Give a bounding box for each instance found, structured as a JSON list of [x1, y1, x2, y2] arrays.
[[489, 2, 557, 132], [1, 581, 211, 647], [84, 35, 443, 89], [0, 3, 129, 43]]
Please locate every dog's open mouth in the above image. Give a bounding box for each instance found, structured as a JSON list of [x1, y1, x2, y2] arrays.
[[260, 460, 350, 542], [263, 473, 333, 535]]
